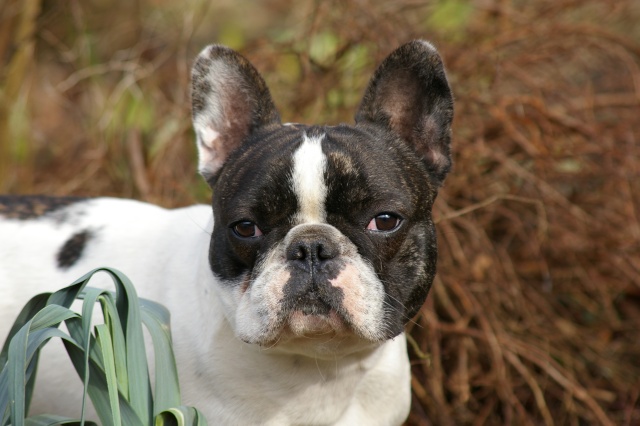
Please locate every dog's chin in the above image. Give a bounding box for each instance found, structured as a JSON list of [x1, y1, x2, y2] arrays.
[[251, 309, 381, 358]]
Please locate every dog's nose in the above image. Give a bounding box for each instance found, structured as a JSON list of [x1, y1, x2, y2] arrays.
[[286, 238, 338, 271]]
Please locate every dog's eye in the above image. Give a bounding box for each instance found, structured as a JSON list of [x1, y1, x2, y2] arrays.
[[366, 213, 402, 232], [232, 221, 263, 238]]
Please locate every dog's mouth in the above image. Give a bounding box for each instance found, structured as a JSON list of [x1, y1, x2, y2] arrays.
[[242, 289, 385, 356], [285, 309, 346, 337], [279, 293, 350, 338], [298, 295, 331, 315]]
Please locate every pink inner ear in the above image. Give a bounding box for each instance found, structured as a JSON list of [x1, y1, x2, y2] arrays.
[[427, 149, 449, 171], [379, 72, 420, 138], [201, 126, 221, 148], [196, 125, 225, 177]]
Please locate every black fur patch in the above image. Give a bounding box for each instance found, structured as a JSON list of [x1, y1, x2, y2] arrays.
[[0, 195, 85, 220], [57, 230, 92, 269]]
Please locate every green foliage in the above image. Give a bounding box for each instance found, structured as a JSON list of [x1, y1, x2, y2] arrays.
[[426, 0, 474, 33], [110, 90, 156, 136], [0, 268, 207, 426], [309, 32, 340, 66], [218, 22, 247, 50], [7, 95, 30, 164]]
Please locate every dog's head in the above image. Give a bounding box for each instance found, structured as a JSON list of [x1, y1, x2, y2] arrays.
[[191, 41, 453, 357]]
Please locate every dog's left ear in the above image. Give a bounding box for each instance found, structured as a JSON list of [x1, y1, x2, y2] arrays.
[[355, 40, 454, 186], [191, 45, 281, 182]]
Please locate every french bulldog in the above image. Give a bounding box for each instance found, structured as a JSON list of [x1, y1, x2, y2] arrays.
[[0, 40, 453, 425]]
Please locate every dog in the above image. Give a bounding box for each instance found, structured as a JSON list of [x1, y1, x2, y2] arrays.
[[0, 40, 453, 425]]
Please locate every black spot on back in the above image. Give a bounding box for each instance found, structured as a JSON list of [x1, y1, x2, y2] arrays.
[[0, 195, 86, 220], [57, 230, 92, 269]]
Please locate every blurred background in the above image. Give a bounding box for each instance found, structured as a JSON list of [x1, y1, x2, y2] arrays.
[[1, 0, 639, 424]]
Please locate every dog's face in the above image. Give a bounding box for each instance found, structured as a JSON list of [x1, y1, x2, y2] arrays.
[[191, 41, 453, 356]]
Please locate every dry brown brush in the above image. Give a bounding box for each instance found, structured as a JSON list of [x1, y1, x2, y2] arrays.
[[1, 0, 639, 425]]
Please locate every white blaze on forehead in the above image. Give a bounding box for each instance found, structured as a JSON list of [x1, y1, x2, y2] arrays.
[[291, 133, 328, 224]]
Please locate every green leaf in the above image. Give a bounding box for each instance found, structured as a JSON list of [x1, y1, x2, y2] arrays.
[[1, 267, 206, 426], [29, 305, 77, 332], [108, 270, 152, 424], [25, 414, 97, 426], [61, 326, 145, 426], [5, 327, 78, 426], [155, 406, 208, 426], [100, 293, 129, 398], [96, 324, 121, 426], [0, 294, 50, 368], [140, 301, 181, 415]]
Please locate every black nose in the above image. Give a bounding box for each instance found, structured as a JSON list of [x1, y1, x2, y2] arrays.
[[286, 238, 338, 271]]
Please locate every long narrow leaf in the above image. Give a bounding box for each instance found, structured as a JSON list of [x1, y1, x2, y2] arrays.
[[1, 293, 52, 419], [8, 322, 30, 426], [25, 414, 97, 426], [140, 302, 181, 414], [19, 305, 78, 420], [64, 314, 144, 426], [3, 304, 79, 425], [99, 294, 128, 397], [52, 268, 150, 423], [107, 269, 152, 424], [28, 305, 77, 332], [78, 286, 107, 423], [95, 325, 120, 426], [0, 294, 50, 367], [6, 327, 77, 426], [47, 269, 101, 308], [79, 286, 130, 418]]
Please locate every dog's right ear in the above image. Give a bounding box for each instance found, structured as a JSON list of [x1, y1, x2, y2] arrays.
[[355, 40, 454, 187], [191, 45, 281, 182]]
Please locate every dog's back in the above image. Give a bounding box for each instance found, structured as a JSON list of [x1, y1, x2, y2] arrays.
[[0, 195, 212, 315]]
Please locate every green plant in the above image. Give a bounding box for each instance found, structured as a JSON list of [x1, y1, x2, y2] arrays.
[[0, 267, 207, 426]]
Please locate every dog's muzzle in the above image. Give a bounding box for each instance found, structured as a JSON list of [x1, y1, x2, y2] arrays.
[[281, 224, 351, 318]]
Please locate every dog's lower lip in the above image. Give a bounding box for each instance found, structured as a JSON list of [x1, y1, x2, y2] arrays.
[[286, 309, 345, 336], [299, 301, 331, 316]]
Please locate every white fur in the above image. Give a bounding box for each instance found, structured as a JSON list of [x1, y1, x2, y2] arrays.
[[0, 198, 411, 425], [291, 133, 328, 224]]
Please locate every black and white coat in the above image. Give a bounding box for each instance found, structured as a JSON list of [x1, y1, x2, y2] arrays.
[[0, 40, 453, 425]]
